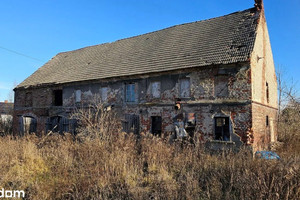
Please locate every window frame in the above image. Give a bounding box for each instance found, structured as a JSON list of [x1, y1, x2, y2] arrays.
[[125, 83, 136, 103]]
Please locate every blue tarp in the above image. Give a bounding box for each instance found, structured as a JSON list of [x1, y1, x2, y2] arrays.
[[255, 151, 281, 160]]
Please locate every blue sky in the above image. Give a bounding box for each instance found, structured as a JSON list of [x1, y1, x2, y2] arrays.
[[0, 0, 299, 102]]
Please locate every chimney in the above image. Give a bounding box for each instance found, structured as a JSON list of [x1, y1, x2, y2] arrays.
[[254, 0, 264, 11]]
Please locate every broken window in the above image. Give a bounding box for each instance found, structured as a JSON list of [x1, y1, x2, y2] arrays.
[[122, 114, 140, 134], [266, 82, 269, 103], [214, 117, 230, 141], [19, 116, 37, 135], [46, 116, 76, 134], [151, 116, 162, 136], [25, 92, 33, 107], [125, 83, 136, 102], [53, 90, 63, 106], [75, 90, 81, 103], [101, 87, 108, 102], [214, 76, 229, 98], [180, 79, 190, 98], [151, 81, 161, 98]]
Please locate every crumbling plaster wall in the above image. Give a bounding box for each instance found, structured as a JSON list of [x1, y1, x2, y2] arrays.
[[14, 63, 252, 144], [250, 11, 278, 150]]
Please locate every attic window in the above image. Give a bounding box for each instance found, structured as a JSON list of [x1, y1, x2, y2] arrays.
[[53, 90, 63, 106]]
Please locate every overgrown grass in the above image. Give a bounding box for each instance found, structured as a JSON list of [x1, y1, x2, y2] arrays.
[[1, 100, 299, 199], [0, 130, 299, 200]]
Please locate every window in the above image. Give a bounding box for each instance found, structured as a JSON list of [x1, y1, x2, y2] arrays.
[[46, 116, 76, 134], [53, 90, 63, 106], [125, 83, 136, 102], [266, 82, 269, 103], [214, 76, 229, 98], [151, 81, 161, 98], [266, 115, 269, 126], [214, 117, 230, 141], [25, 92, 33, 107], [75, 90, 81, 103], [180, 79, 190, 98], [101, 87, 108, 102]]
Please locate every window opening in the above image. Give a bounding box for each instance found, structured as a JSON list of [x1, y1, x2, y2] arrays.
[[214, 117, 230, 141], [53, 90, 63, 106]]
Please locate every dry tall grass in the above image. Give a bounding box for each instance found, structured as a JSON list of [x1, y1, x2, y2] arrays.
[[0, 131, 298, 199], [0, 101, 299, 199]]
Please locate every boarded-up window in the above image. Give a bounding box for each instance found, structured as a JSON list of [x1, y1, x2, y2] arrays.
[[101, 87, 108, 102], [122, 114, 139, 134], [214, 76, 229, 98], [25, 92, 33, 107], [46, 116, 77, 134], [151, 81, 161, 98], [75, 90, 81, 103], [180, 79, 190, 98], [126, 83, 136, 102]]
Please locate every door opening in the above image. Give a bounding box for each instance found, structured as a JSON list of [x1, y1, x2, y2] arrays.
[[151, 116, 162, 136]]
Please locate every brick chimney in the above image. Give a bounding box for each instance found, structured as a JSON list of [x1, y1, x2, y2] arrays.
[[254, 0, 264, 10]]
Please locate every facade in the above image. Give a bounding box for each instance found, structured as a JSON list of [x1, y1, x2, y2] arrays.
[[13, 2, 277, 150]]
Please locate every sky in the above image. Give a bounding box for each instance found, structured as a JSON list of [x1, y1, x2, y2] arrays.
[[0, 0, 299, 102]]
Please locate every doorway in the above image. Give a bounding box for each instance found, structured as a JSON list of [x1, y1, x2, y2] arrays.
[[151, 116, 162, 136]]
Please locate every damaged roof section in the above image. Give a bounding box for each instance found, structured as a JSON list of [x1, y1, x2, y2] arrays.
[[17, 7, 260, 89]]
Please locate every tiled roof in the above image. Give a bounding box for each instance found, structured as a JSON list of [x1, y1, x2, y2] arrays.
[[0, 102, 13, 114], [17, 7, 260, 89]]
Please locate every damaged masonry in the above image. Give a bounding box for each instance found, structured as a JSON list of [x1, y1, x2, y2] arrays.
[[13, 1, 278, 151]]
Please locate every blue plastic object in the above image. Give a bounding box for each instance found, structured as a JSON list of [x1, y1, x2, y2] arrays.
[[255, 151, 281, 160]]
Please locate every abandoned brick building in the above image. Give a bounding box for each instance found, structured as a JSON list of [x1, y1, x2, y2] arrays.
[[13, 1, 278, 150]]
